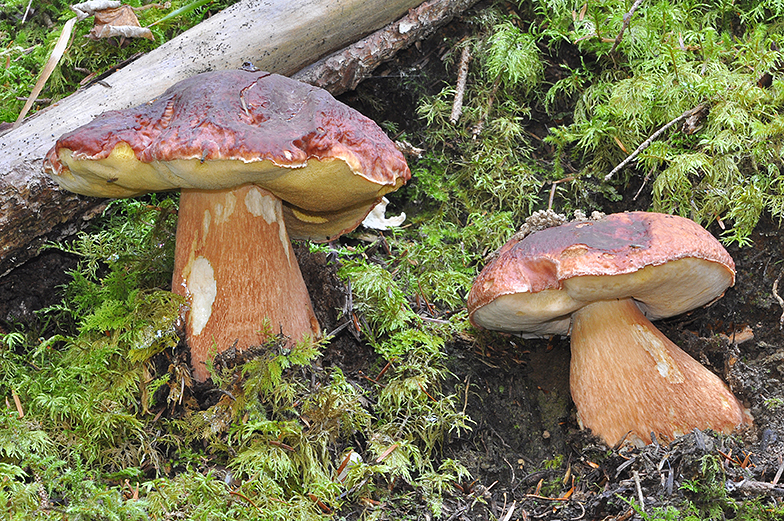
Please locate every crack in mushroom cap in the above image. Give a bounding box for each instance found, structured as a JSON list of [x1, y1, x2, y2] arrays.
[[467, 212, 735, 336], [44, 70, 411, 242]]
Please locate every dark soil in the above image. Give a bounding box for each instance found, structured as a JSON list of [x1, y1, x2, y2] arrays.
[[1, 7, 783, 521]]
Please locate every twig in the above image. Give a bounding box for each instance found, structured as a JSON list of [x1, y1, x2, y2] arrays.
[[548, 176, 575, 210], [633, 470, 645, 513], [503, 456, 516, 485], [632, 171, 651, 200], [419, 315, 450, 324], [416, 380, 439, 402], [21, 0, 33, 23], [268, 440, 296, 452], [358, 370, 385, 387], [772, 268, 784, 330], [609, 0, 645, 54], [229, 490, 262, 513], [325, 320, 351, 338], [376, 443, 399, 463], [450, 46, 471, 124], [571, 502, 586, 520], [11, 390, 24, 418], [730, 478, 784, 497], [604, 104, 705, 181], [462, 375, 470, 415], [376, 360, 393, 380], [293, 0, 482, 96], [772, 456, 784, 485]]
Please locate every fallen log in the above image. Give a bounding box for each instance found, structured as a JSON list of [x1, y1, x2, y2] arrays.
[[1, 0, 429, 277], [293, 0, 479, 95]]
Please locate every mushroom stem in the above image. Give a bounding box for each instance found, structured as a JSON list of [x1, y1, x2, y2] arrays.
[[569, 298, 749, 446], [172, 184, 320, 382]]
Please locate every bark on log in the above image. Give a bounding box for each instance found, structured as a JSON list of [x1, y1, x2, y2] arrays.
[[293, 0, 479, 95], [0, 0, 477, 277]]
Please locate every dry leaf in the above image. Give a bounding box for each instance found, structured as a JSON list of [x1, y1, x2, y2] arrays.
[[71, 0, 122, 21], [88, 5, 153, 41]]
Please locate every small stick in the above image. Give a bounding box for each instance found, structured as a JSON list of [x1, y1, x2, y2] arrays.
[[21, 0, 33, 23], [462, 375, 470, 415], [633, 470, 645, 512], [772, 456, 784, 485], [548, 176, 575, 210], [416, 380, 439, 403], [450, 46, 471, 124], [268, 440, 295, 452], [358, 371, 385, 387], [376, 443, 399, 463], [772, 268, 784, 330], [609, 0, 646, 54], [732, 479, 784, 497], [229, 490, 262, 513], [604, 104, 705, 181]]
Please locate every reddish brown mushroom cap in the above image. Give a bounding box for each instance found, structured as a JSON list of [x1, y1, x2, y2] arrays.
[[44, 69, 411, 241], [468, 212, 735, 336], [467, 212, 749, 446]]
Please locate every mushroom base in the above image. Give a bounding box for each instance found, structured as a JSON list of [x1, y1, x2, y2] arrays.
[[569, 298, 750, 447], [173, 184, 320, 382]]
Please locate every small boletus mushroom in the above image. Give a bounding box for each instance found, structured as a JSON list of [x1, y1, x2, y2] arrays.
[[44, 69, 410, 382], [467, 212, 750, 446]]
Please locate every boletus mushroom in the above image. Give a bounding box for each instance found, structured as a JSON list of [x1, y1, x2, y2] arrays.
[[466, 212, 751, 446], [44, 69, 410, 382]]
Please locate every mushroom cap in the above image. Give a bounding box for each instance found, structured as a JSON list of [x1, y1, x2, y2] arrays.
[[467, 212, 735, 336], [43, 70, 410, 241]]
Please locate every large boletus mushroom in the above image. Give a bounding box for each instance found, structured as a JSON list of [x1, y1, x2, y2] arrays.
[[44, 69, 410, 382], [467, 212, 751, 446]]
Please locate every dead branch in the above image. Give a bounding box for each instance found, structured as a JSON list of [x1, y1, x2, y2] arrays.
[[450, 45, 472, 124], [729, 478, 784, 497], [604, 104, 706, 181], [773, 268, 784, 330], [609, 0, 645, 54]]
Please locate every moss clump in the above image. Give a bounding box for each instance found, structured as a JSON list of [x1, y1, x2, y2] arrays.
[[0, 190, 472, 518], [414, 0, 784, 247]]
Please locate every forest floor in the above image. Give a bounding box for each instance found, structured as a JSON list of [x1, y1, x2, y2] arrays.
[[1, 3, 784, 520]]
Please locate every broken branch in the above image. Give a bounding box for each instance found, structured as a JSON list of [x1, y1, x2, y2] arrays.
[[609, 0, 645, 54], [604, 104, 706, 181], [450, 45, 471, 124]]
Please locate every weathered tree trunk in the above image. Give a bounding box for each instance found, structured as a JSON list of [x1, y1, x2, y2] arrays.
[[0, 0, 478, 277]]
